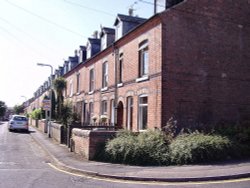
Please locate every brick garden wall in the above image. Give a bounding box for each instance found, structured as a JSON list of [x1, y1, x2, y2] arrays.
[[71, 129, 116, 160], [50, 122, 63, 143], [38, 119, 47, 133]]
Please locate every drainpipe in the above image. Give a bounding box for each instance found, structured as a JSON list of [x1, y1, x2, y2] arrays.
[[114, 46, 119, 128]]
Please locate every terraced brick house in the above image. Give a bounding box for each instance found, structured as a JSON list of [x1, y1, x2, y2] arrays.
[[28, 0, 250, 131]]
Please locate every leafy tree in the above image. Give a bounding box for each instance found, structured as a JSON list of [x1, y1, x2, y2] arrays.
[[53, 77, 66, 119], [0, 101, 7, 118], [30, 108, 42, 120], [14, 104, 25, 115], [60, 101, 73, 127]]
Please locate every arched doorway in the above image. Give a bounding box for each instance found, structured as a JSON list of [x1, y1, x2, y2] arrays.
[[117, 101, 124, 129]]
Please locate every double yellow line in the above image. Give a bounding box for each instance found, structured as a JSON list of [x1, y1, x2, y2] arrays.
[[48, 163, 250, 186]]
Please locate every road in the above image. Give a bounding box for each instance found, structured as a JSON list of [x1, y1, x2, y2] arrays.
[[0, 121, 249, 188]]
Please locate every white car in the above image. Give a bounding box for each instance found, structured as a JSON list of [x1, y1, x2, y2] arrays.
[[8, 115, 29, 132]]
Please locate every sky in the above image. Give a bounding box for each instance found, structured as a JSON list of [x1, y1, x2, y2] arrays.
[[0, 0, 157, 107]]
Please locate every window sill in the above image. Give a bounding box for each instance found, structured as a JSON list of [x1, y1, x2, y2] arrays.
[[117, 83, 123, 88], [139, 129, 147, 133], [136, 76, 149, 83], [88, 91, 94, 95], [101, 87, 108, 92]]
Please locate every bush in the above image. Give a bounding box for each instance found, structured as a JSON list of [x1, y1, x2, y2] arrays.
[[170, 132, 233, 165], [105, 130, 170, 165], [30, 108, 42, 120]]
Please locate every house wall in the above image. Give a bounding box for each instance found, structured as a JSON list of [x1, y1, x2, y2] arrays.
[[64, 17, 163, 131], [161, 0, 250, 128]]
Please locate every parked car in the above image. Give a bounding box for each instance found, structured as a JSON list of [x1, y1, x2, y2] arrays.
[[8, 115, 29, 132]]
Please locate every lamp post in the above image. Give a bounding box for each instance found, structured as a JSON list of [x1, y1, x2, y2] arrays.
[[37, 63, 53, 137]]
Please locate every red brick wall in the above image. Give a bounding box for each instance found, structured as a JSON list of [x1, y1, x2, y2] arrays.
[[65, 18, 163, 131], [72, 129, 116, 160], [161, 0, 250, 127], [38, 119, 47, 133], [50, 122, 63, 143]]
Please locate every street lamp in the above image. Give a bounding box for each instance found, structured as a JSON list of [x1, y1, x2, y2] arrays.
[[37, 63, 53, 137]]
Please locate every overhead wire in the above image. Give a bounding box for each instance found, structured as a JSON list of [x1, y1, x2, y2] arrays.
[[62, 0, 116, 17], [0, 24, 45, 60], [0, 16, 58, 54], [4, 0, 87, 38]]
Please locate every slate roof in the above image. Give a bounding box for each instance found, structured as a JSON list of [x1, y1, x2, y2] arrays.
[[114, 14, 147, 26]]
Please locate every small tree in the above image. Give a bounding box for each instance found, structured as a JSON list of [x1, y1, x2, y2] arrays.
[[60, 101, 73, 127], [14, 104, 25, 115], [30, 108, 42, 120], [53, 77, 67, 120]]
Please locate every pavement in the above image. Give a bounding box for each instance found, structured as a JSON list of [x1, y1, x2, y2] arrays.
[[29, 126, 250, 182]]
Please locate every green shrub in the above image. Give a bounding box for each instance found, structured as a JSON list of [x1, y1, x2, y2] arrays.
[[135, 130, 170, 165], [215, 121, 250, 144], [30, 108, 42, 120], [170, 132, 233, 165], [105, 130, 170, 165]]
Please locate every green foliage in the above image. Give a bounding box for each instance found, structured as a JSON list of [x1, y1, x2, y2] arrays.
[[103, 121, 250, 166], [30, 108, 42, 120], [105, 130, 170, 165], [214, 121, 250, 144], [60, 101, 73, 127], [169, 132, 233, 165], [53, 77, 67, 92], [13, 104, 25, 115], [0, 101, 7, 118], [53, 77, 67, 120]]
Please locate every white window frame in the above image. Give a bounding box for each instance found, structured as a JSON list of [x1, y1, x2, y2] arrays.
[[138, 40, 149, 78], [101, 100, 108, 115], [138, 95, 148, 130], [76, 73, 80, 94], [101, 34, 107, 50], [89, 102, 94, 122], [116, 22, 123, 40], [110, 99, 115, 124], [102, 62, 108, 89], [118, 53, 123, 85], [127, 96, 133, 130], [69, 80, 73, 97], [89, 68, 94, 93]]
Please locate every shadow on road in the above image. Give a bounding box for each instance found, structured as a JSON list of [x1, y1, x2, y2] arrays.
[[0, 121, 7, 125], [10, 130, 36, 134]]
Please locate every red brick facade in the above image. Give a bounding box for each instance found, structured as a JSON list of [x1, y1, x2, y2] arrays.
[[161, 0, 250, 127], [29, 0, 250, 131]]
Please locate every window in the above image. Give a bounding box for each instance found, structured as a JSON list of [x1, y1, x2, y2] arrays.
[[69, 80, 73, 97], [138, 40, 149, 78], [87, 43, 91, 59], [101, 34, 107, 50], [101, 100, 108, 115], [126, 97, 133, 130], [89, 68, 94, 92], [102, 62, 108, 88], [118, 53, 123, 84], [138, 95, 148, 130], [83, 102, 88, 123], [76, 73, 80, 94], [115, 22, 123, 40], [110, 99, 115, 124], [89, 102, 94, 122]]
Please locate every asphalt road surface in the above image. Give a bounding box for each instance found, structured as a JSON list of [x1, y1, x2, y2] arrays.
[[0, 121, 249, 188]]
